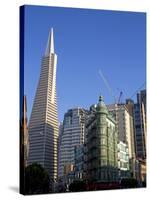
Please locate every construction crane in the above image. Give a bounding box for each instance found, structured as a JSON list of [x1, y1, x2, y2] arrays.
[[118, 91, 123, 104], [130, 82, 146, 99], [98, 69, 146, 105]]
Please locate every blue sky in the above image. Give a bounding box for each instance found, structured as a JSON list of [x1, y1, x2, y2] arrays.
[[24, 5, 146, 122]]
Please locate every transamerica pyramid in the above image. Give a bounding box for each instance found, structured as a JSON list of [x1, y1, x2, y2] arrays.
[[28, 28, 59, 182]]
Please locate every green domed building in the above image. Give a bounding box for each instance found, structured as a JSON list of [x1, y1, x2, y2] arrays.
[[86, 95, 118, 183]]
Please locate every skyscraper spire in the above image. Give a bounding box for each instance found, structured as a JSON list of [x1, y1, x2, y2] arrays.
[[45, 28, 54, 55], [28, 29, 59, 186]]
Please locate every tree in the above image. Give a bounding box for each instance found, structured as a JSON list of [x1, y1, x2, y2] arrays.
[[25, 163, 50, 194]]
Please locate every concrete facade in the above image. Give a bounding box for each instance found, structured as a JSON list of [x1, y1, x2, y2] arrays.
[[118, 141, 130, 179], [107, 103, 136, 177]]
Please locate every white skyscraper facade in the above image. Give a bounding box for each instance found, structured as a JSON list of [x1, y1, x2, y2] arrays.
[[28, 29, 59, 182]]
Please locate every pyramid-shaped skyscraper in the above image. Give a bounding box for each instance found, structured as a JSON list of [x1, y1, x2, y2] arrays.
[[28, 29, 59, 182]]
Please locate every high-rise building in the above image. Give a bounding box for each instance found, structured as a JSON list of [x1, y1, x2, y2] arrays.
[[28, 29, 59, 182], [107, 103, 135, 176], [125, 99, 136, 154], [86, 96, 118, 182], [58, 108, 88, 178], [134, 89, 146, 159], [58, 122, 63, 179]]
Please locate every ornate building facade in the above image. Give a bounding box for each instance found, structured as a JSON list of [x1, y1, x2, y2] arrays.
[[86, 96, 118, 182]]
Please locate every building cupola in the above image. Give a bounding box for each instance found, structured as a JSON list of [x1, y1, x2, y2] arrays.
[[96, 95, 108, 115]]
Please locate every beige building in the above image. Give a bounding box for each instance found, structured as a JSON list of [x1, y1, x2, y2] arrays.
[[139, 159, 146, 183], [107, 104, 136, 177], [64, 164, 74, 176]]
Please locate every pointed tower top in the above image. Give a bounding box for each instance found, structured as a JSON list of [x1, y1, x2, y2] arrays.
[[99, 95, 104, 102], [98, 95, 105, 107], [45, 28, 54, 56], [96, 94, 108, 114]]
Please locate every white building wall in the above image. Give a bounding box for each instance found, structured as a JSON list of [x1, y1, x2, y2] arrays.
[[107, 104, 134, 160]]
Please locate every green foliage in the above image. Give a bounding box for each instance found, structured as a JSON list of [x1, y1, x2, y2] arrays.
[[25, 163, 50, 194], [69, 180, 86, 192]]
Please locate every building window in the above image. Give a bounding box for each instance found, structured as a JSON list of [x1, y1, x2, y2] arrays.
[[101, 139, 105, 145]]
